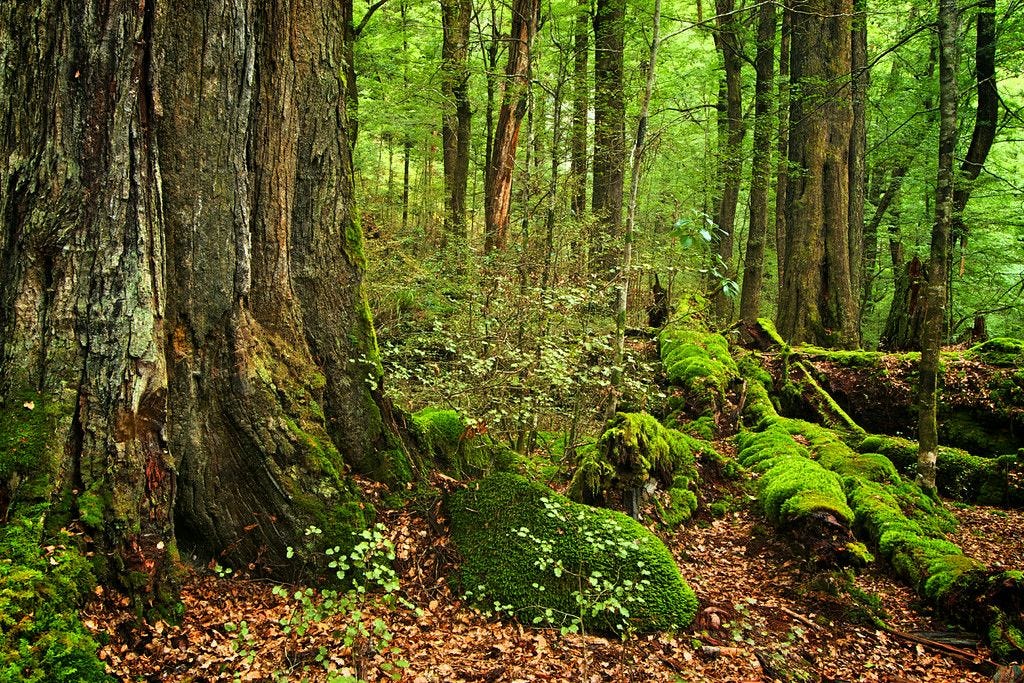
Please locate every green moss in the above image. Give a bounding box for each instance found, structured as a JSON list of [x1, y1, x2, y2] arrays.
[[756, 318, 789, 351], [658, 328, 738, 417], [448, 473, 698, 633], [568, 412, 704, 512], [967, 337, 1024, 366], [412, 407, 488, 479], [858, 434, 1019, 505], [761, 458, 853, 526], [0, 504, 109, 682]]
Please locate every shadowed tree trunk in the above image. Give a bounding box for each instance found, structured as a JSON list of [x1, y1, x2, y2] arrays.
[[849, 0, 868, 318], [774, 7, 791, 303], [590, 0, 626, 274], [739, 1, 776, 325], [710, 0, 745, 325], [777, 0, 859, 348], [441, 0, 473, 245], [484, 0, 539, 253], [918, 0, 959, 495], [0, 0, 407, 611], [569, 0, 590, 222]]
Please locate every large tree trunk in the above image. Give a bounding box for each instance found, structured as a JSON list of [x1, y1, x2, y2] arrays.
[[738, 1, 777, 325], [590, 0, 626, 274], [774, 7, 791, 304], [710, 0, 745, 326], [484, 0, 539, 253], [441, 0, 473, 245], [918, 0, 959, 495], [777, 0, 859, 349], [0, 0, 405, 609]]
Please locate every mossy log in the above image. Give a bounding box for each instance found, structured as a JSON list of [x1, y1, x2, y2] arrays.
[[658, 327, 739, 426], [859, 435, 1023, 507], [749, 320, 1024, 456], [447, 473, 699, 634], [739, 362, 1024, 659]]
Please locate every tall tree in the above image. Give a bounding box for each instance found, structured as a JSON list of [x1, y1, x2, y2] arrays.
[[710, 0, 745, 325], [590, 0, 626, 273], [610, 0, 662, 419], [918, 0, 959, 495], [441, 0, 474, 245], [0, 0, 406, 608], [777, 0, 860, 348], [849, 0, 868, 316], [738, 1, 777, 325], [774, 7, 792, 300], [569, 0, 591, 221], [484, 0, 540, 253]]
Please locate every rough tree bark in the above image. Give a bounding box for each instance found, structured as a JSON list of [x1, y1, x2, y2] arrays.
[[918, 0, 959, 495], [590, 0, 626, 274], [569, 0, 590, 221], [774, 7, 791, 303], [777, 0, 859, 349], [0, 0, 407, 610], [849, 0, 868, 319], [484, 0, 539, 253], [710, 0, 745, 325], [738, 1, 777, 325], [441, 0, 473, 245]]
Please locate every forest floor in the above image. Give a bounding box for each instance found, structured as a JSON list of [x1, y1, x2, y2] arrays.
[[83, 470, 1023, 683]]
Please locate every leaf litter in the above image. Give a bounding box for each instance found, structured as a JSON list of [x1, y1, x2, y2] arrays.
[[81, 474, 1021, 682]]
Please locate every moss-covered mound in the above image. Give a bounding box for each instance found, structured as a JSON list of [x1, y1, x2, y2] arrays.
[[447, 473, 698, 633], [659, 327, 738, 420], [411, 407, 497, 479], [859, 435, 1023, 506], [967, 337, 1024, 366], [568, 412, 703, 524]]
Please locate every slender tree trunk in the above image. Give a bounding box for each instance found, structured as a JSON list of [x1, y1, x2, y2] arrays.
[[570, 0, 590, 221], [849, 0, 868, 336], [739, 1, 777, 325], [0, 0, 406, 611], [918, 0, 959, 495], [590, 0, 626, 274], [441, 0, 473, 245], [403, 134, 412, 230], [610, 0, 661, 416], [774, 7, 791, 303], [778, 0, 859, 349], [710, 0, 745, 325], [484, 0, 539, 253]]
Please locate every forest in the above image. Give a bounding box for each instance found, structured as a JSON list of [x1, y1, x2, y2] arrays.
[[0, 0, 1023, 681]]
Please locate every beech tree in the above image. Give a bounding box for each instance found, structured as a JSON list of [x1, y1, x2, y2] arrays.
[[0, 0, 408, 611]]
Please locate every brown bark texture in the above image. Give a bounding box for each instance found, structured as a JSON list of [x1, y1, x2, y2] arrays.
[[441, 0, 473, 243], [777, 0, 859, 349], [569, 0, 590, 220], [484, 0, 539, 253], [738, 1, 776, 325], [710, 0, 745, 326], [589, 0, 626, 274], [0, 0, 406, 608]]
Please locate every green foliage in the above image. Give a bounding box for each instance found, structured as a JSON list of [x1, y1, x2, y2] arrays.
[[967, 337, 1024, 366], [447, 473, 698, 634], [0, 504, 108, 682], [268, 523, 412, 681]]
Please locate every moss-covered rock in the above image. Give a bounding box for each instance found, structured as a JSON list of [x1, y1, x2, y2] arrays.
[[447, 473, 698, 633], [967, 337, 1024, 366]]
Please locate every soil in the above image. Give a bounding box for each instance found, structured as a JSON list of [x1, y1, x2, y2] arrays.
[[82, 475, 1020, 682]]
